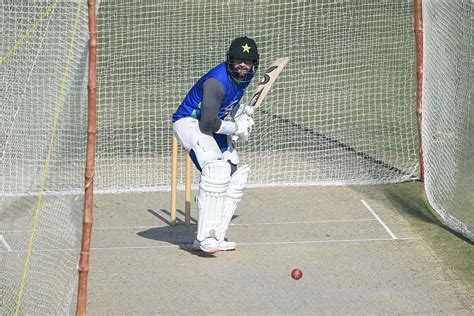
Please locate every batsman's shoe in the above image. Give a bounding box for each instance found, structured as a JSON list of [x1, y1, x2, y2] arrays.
[[216, 239, 236, 251], [192, 239, 236, 252], [193, 238, 219, 253]]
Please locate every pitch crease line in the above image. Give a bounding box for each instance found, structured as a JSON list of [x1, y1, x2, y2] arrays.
[[231, 219, 375, 226], [239, 237, 417, 246], [360, 199, 398, 240], [87, 237, 418, 251], [1, 237, 420, 254]]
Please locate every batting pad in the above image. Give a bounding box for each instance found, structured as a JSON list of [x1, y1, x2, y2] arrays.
[[196, 160, 231, 242], [217, 164, 251, 241]]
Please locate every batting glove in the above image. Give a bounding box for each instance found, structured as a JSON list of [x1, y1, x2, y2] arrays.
[[232, 104, 255, 120], [232, 113, 254, 142]]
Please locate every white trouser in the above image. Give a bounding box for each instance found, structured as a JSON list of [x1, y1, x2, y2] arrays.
[[173, 117, 239, 168]]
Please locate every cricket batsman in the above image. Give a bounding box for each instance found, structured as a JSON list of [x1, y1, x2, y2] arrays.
[[172, 36, 259, 253]]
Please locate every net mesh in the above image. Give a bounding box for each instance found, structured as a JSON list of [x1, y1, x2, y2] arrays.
[[94, 0, 420, 193], [1, 0, 424, 313], [1, 0, 88, 314], [422, 0, 473, 241]]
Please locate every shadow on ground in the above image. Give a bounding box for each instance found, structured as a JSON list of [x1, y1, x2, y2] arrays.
[[136, 208, 238, 258]]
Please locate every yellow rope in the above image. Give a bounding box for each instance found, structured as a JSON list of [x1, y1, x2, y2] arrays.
[[0, 0, 60, 66], [15, 1, 85, 314]]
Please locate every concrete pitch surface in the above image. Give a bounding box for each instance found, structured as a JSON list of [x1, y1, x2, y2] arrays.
[[84, 183, 473, 314]]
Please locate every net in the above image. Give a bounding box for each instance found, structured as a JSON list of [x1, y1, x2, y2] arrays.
[[1, 0, 423, 313], [422, 0, 473, 241], [94, 0, 420, 193], [0, 0, 88, 313]]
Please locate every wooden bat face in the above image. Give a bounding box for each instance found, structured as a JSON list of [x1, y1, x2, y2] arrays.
[[248, 57, 289, 110]]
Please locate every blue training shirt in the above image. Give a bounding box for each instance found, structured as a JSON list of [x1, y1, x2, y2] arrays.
[[172, 62, 253, 123]]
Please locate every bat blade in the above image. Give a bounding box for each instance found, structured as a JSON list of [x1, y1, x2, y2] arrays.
[[247, 57, 289, 111]]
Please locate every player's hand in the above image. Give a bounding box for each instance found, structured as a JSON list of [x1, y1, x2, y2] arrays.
[[242, 105, 254, 116], [232, 104, 255, 119], [233, 113, 254, 142]]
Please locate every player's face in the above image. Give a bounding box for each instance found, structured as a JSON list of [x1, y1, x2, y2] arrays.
[[229, 57, 256, 80]]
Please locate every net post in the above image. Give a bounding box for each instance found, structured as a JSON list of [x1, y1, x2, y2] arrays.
[[76, 0, 97, 315], [414, 0, 424, 182], [185, 154, 192, 225], [170, 135, 178, 226]]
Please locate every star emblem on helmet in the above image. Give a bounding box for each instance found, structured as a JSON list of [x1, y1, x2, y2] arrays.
[[242, 44, 251, 53]]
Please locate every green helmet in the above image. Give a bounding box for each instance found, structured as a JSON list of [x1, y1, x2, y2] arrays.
[[226, 36, 259, 63], [226, 36, 259, 82]]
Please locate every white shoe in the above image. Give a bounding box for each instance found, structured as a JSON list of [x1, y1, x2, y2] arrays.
[[192, 238, 219, 253], [216, 240, 236, 251], [192, 239, 236, 252]]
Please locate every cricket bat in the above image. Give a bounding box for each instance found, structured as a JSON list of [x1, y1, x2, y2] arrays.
[[246, 57, 289, 111]]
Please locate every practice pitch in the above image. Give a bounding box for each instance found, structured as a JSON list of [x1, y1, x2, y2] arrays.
[[81, 183, 473, 314]]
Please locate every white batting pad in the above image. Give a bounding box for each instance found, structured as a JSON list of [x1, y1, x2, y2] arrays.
[[196, 160, 231, 243], [216, 164, 251, 242]]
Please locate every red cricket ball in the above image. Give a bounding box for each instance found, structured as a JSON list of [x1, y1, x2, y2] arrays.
[[291, 268, 303, 280]]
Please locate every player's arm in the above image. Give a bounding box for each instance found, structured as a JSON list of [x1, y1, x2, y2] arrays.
[[199, 78, 236, 135]]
